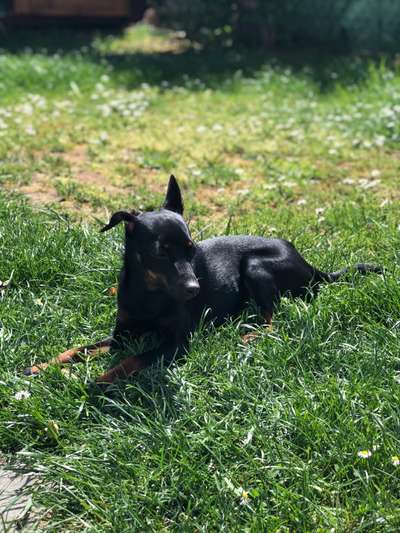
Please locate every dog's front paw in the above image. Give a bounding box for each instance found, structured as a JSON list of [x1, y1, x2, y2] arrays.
[[241, 332, 260, 344], [23, 366, 40, 377], [88, 378, 114, 397]]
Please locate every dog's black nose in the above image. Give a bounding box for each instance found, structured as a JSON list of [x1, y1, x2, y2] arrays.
[[183, 281, 200, 300]]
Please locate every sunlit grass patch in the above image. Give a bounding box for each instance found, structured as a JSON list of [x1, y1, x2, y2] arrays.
[[1, 24, 400, 531]]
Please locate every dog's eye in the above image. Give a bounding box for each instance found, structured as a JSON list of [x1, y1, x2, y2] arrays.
[[186, 241, 195, 257]]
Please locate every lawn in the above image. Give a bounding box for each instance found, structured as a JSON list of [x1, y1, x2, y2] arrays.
[[0, 24, 400, 531]]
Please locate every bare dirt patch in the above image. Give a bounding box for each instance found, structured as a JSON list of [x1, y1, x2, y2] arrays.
[[19, 174, 60, 206]]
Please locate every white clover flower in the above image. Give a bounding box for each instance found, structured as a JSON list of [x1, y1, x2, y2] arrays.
[[98, 104, 111, 117], [18, 103, 34, 115], [342, 178, 354, 185], [374, 136, 385, 147], [359, 179, 380, 190]]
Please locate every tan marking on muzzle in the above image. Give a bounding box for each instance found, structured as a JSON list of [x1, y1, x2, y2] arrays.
[[144, 270, 167, 290]]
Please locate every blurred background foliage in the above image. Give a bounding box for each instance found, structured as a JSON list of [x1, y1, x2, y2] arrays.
[[149, 0, 400, 51]]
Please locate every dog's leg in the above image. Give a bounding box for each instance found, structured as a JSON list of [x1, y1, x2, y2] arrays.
[[242, 260, 277, 343], [24, 337, 113, 376], [95, 341, 183, 385], [241, 312, 273, 343]]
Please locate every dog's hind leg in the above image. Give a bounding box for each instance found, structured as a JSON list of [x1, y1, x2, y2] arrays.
[[241, 259, 278, 343], [24, 337, 113, 376]]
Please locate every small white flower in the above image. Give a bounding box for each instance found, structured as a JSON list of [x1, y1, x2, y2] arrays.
[[315, 207, 325, 215], [15, 390, 31, 400], [342, 178, 354, 185], [99, 131, 109, 142], [359, 179, 380, 190], [357, 449, 372, 459], [297, 199, 307, 206], [235, 486, 250, 505], [25, 125, 36, 136], [370, 169, 381, 178]]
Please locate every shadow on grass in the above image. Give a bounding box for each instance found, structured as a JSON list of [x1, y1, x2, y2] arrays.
[[0, 27, 387, 92]]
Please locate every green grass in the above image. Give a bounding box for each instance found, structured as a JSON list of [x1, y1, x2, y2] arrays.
[[0, 24, 400, 531]]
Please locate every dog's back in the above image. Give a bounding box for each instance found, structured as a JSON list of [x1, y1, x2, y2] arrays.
[[190, 235, 317, 324]]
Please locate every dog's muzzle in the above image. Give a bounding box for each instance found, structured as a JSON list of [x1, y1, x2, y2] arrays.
[[181, 280, 200, 301]]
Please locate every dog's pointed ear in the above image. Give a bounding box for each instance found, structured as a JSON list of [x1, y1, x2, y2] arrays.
[[163, 175, 183, 214], [100, 211, 136, 232]]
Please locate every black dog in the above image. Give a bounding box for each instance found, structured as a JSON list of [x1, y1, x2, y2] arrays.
[[25, 175, 383, 383]]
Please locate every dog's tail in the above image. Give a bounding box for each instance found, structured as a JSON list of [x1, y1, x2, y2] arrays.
[[315, 263, 384, 284]]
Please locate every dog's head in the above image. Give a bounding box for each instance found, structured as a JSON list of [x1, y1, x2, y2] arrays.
[[101, 175, 200, 302]]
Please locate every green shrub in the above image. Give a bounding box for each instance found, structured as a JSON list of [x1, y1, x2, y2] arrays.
[[150, 0, 400, 50]]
